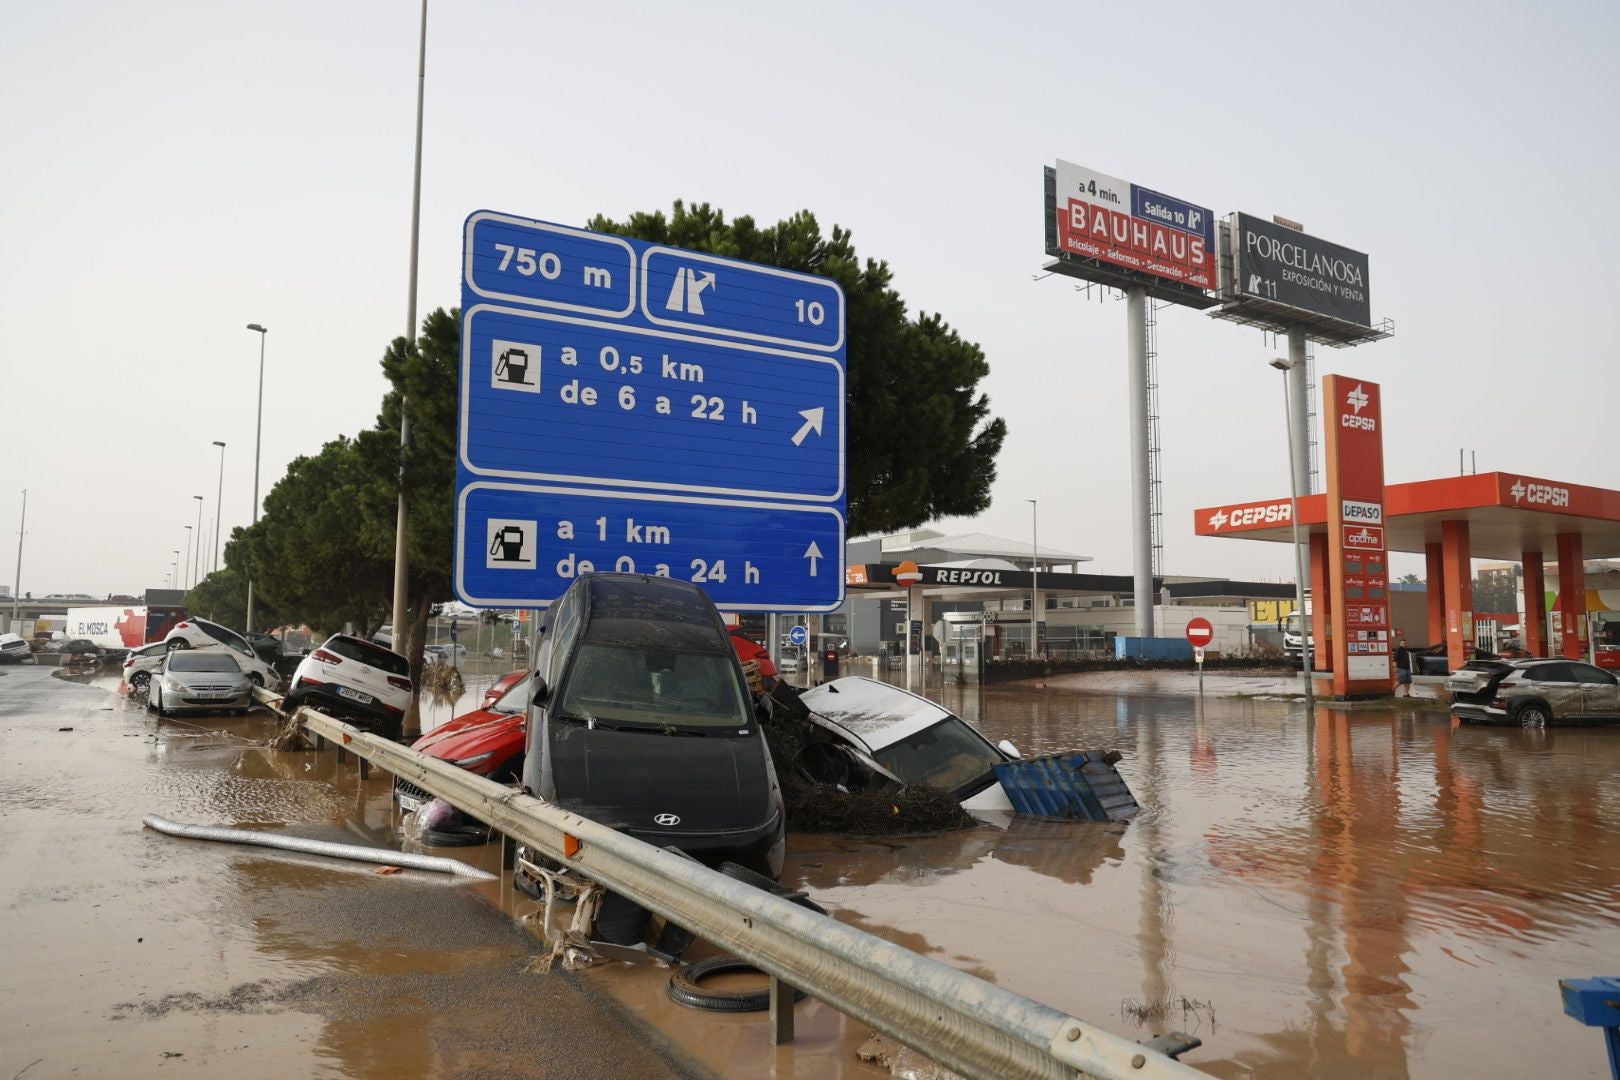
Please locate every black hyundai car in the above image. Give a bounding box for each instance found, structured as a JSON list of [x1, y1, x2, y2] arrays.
[[520, 573, 785, 942]]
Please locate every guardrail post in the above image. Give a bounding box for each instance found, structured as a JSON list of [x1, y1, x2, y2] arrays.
[[358, 756, 371, 780], [770, 975, 795, 1045], [335, 742, 348, 763], [501, 831, 517, 870]]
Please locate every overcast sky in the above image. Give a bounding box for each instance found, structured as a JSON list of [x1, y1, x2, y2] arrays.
[[3, 0, 1617, 599]]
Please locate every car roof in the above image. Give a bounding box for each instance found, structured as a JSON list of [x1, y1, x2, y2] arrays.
[[799, 677, 954, 752], [578, 573, 729, 653]]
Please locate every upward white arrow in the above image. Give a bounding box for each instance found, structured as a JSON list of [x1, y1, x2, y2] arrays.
[[791, 407, 825, 447], [803, 541, 823, 577]]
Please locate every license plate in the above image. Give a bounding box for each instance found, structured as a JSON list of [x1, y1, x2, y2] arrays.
[[397, 794, 423, 815], [205, 691, 233, 699], [336, 686, 372, 704]]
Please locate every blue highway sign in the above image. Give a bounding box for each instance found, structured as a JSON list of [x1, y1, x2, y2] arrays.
[[456, 210, 847, 611], [457, 483, 844, 612]]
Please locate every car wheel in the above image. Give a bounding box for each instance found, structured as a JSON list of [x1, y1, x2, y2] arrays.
[[151, 688, 165, 717], [167, 639, 189, 651], [145, 687, 158, 714], [1517, 702, 1551, 728], [130, 671, 150, 693], [248, 673, 264, 688]]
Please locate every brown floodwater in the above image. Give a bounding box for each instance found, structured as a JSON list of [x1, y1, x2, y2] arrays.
[[4, 666, 1616, 1078]]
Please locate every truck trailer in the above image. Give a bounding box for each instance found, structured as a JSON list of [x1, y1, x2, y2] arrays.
[[65, 605, 188, 651]]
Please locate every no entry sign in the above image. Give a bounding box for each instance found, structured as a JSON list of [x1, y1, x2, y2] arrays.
[[1185, 617, 1214, 648]]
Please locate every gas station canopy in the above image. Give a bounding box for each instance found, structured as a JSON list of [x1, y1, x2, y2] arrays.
[[1195, 473, 1620, 560]]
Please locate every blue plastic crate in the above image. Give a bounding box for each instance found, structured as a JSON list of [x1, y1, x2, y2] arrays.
[[992, 752, 1139, 822]]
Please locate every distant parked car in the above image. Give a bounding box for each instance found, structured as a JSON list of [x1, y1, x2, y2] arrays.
[[121, 641, 170, 693], [1407, 643, 1497, 676], [146, 651, 253, 717], [1447, 658, 1620, 727], [0, 633, 33, 663], [284, 634, 413, 733], [424, 643, 468, 666], [160, 618, 278, 687], [42, 637, 100, 657]]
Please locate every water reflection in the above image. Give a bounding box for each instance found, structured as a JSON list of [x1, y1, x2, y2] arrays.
[[839, 686, 1620, 1078]]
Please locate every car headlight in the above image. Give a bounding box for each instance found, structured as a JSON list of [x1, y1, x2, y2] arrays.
[[450, 750, 496, 767]]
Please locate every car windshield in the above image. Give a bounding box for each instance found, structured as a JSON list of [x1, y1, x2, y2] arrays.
[[490, 675, 534, 715], [169, 652, 241, 673], [871, 717, 1003, 794], [557, 643, 748, 730], [325, 636, 409, 676]]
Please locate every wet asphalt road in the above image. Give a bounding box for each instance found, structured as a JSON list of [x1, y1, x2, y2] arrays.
[[0, 664, 708, 1080]]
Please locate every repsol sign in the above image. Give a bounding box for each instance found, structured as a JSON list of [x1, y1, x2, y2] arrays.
[[932, 568, 1010, 586]]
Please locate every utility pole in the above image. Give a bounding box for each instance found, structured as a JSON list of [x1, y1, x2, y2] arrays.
[[246, 324, 268, 631], [390, 0, 428, 663], [10, 490, 24, 625], [212, 441, 226, 574]]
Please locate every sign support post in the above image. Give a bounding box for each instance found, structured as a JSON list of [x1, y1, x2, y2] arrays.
[[1286, 328, 1311, 496], [1128, 287, 1153, 639]]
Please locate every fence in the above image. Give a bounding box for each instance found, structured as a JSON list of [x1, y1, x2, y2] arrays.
[[254, 689, 1203, 1080]]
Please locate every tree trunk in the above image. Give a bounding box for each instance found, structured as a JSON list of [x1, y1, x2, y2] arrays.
[[400, 597, 433, 737]]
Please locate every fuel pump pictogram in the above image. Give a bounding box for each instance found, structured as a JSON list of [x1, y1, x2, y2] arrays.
[[485, 518, 537, 570], [490, 339, 540, 392]]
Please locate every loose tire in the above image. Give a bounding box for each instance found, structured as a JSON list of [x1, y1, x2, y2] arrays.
[[1517, 702, 1551, 728], [667, 956, 807, 1013], [167, 639, 189, 651]]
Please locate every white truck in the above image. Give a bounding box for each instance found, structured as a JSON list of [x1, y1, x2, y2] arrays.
[[65, 606, 188, 651], [1279, 594, 1314, 662]]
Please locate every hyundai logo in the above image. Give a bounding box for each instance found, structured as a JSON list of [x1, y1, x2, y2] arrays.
[[653, 813, 681, 826]]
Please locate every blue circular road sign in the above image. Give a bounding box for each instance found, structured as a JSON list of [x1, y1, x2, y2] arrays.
[[788, 624, 809, 647]]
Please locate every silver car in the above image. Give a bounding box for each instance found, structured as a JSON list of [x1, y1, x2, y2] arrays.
[[1447, 658, 1620, 727], [146, 650, 254, 717]]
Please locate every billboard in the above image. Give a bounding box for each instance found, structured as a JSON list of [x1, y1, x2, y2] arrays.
[[1228, 213, 1371, 327], [1049, 161, 1215, 292]]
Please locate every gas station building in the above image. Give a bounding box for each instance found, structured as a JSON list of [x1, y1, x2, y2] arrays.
[[1196, 471, 1620, 677]]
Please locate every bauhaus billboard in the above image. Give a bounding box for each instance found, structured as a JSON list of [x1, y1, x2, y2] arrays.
[[1048, 160, 1216, 295], [1227, 213, 1371, 328]]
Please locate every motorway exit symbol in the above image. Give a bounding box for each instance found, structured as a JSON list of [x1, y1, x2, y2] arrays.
[[455, 211, 847, 611]]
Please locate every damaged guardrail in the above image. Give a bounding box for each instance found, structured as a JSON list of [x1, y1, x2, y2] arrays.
[[254, 688, 1202, 1080]]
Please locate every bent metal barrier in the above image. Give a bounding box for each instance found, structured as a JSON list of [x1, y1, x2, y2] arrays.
[[254, 690, 1200, 1080]]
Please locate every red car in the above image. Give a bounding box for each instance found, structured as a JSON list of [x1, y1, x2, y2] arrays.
[[395, 674, 531, 813], [480, 668, 528, 708]]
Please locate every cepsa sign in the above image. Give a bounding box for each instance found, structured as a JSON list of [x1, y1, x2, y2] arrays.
[[1052, 161, 1215, 291], [1195, 497, 1294, 535]]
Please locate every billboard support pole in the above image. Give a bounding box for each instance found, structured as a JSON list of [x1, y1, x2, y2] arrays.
[[1286, 329, 1311, 496], [1127, 288, 1154, 639]]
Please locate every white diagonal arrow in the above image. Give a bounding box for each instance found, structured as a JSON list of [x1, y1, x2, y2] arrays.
[[803, 541, 823, 577], [790, 407, 824, 447]]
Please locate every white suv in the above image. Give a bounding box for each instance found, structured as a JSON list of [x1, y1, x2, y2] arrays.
[[161, 617, 278, 687], [285, 634, 413, 732]]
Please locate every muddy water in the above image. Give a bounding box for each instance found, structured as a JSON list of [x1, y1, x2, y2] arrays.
[[6, 666, 1616, 1079], [769, 684, 1620, 1079]]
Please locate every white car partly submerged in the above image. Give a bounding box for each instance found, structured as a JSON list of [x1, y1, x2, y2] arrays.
[[787, 677, 1140, 822], [793, 677, 1020, 812]]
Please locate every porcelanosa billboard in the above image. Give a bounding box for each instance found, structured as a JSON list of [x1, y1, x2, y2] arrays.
[[1229, 213, 1372, 327], [1050, 160, 1216, 291]]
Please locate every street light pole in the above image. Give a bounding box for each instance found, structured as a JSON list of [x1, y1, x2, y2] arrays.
[[1027, 498, 1039, 659], [172, 550, 180, 592], [183, 526, 194, 591], [10, 489, 24, 625], [391, 0, 429, 663], [191, 495, 205, 587], [1271, 357, 1315, 713], [212, 441, 226, 575], [246, 324, 267, 631]]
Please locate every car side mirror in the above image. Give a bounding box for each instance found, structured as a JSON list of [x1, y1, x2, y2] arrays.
[[997, 739, 1022, 760], [531, 677, 549, 703]]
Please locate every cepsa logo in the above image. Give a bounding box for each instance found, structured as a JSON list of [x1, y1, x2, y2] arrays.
[[1340, 383, 1377, 432], [1509, 479, 1570, 507], [1206, 502, 1291, 531]]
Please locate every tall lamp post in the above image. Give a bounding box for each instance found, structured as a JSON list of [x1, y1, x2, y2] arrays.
[[10, 489, 24, 626], [246, 324, 268, 632], [172, 550, 180, 591], [183, 526, 194, 591], [191, 495, 205, 587], [211, 441, 226, 575], [1027, 498, 1039, 659], [1270, 357, 1315, 713]]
